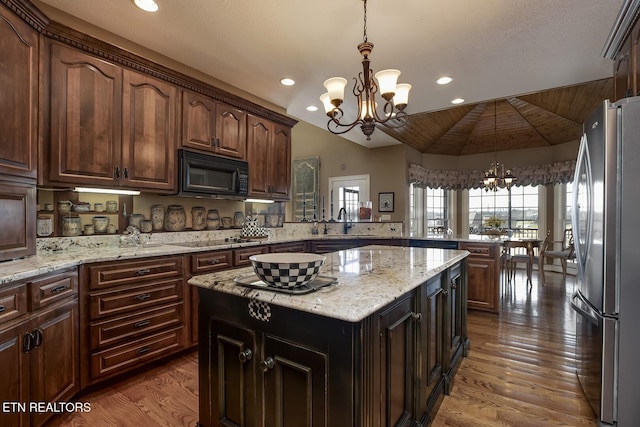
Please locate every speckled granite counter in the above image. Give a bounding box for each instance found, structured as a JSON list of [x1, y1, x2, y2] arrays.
[[188, 245, 469, 322]]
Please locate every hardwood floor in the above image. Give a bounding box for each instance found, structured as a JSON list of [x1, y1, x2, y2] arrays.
[[46, 270, 596, 427]]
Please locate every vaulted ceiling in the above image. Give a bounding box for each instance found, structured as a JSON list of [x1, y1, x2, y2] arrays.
[[381, 78, 613, 155]]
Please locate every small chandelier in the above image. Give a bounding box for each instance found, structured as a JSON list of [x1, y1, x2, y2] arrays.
[[483, 100, 516, 192], [319, 0, 411, 140]]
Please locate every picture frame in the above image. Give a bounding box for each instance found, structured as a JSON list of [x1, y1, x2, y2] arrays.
[[378, 192, 394, 212]]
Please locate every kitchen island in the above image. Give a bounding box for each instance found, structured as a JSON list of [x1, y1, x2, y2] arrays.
[[189, 245, 469, 427]]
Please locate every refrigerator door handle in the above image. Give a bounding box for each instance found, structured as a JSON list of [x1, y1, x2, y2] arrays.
[[571, 291, 599, 325]]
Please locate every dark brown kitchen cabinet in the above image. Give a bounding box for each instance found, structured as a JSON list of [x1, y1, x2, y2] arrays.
[[268, 241, 308, 253], [613, 37, 633, 101], [247, 114, 291, 200], [459, 241, 500, 313], [0, 268, 79, 427], [0, 1, 39, 180], [0, 179, 36, 261], [181, 90, 247, 159], [443, 263, 467, 393], [308, 239, 360, 254], [48, 43, 177, 192], [81, 256, 187, 387]]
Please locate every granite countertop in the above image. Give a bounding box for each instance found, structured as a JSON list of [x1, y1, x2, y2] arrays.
[[188, 245, 469, 323]]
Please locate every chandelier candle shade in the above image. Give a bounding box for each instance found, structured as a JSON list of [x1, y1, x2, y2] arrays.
[[320, 0, 411, 139], [483, 100, 516, 192]]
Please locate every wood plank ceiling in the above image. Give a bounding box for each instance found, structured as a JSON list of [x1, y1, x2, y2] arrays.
[[381, 78, 613, 155]]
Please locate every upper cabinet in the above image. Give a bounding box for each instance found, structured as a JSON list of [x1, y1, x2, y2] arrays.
[[0, 2, 39, 180], [247, 115, 291, 200], [47, 43, 177, 192], [181, 90, 246, 160], [606, 5, 640, 102]]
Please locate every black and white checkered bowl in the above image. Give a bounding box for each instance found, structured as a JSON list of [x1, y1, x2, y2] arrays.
[[249, 253, 326, 289]]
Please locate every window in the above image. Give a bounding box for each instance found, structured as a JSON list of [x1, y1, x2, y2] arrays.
[[409, 183, 448, 236], [468, 185, 539, 239]]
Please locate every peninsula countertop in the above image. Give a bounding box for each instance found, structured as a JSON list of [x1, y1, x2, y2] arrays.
[[188, 245, 469, 322]]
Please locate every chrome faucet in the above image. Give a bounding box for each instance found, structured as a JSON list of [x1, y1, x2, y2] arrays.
[[337, 207, 352, 234]]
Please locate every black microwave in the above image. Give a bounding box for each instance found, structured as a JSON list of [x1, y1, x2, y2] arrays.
[[178, 149, 249, 199]]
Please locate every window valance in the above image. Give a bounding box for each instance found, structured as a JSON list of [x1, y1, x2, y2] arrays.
[[408, 160, 576, 190]]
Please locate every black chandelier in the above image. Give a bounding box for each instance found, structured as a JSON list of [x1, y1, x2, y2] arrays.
[[483, 100, 516, 192], [319, 0, 411, 140]]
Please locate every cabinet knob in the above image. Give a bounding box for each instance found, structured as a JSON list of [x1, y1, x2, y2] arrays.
[[51, 285, 68, 294], [0, 305, 5, 313], [123, 167, 129, 179], [412, 312, 422, 322], [260, 357, 275, 372], [115, 166, 120, 179], [32, 328, 43, 347], [23, 332, 33, 353], [238, 348, 253, 363], [207, 259, 220, 265]]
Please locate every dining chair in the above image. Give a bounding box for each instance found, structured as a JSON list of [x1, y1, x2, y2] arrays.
[[506, 238, 542, 287], [538, 229, 575, 281]]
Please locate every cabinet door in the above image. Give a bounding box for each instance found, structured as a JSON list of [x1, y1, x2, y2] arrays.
[[0, 3, 38, 179], [208, 320, 258, 427], [0, 180, 36, 261], [49, 43, 122, 186], [613, 37, 633, 101], [247, 115, 272, 198], [181, 90, 216, 152], [420, 277, 444, 419], [29, 298, 80, 427], [466, 256, 497, 312], [262, 335, 327, 427], [445, 267, 464, 369], [215, 102, 247, 160], [122, 69, 177, 191], [268, 123, 291, 200], [378, 292, 418, 427], [0, 320, 30, 427]]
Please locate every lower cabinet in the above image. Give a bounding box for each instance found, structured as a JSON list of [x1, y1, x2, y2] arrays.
[[458, 241, 500, 313], [80, 255, 187, 387], [0, 268, 79, 427], [197, 260, 467, 427]]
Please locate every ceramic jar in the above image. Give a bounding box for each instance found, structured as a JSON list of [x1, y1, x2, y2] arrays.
[[221, 216, 232, 229], [206, 209, 220, 230], [92, 216, 110, 233], [150, 204, 165, 231], [233, 211, 245, 228], [191, 206, 206, 230], [106, 224, 117, 234], [140, 220, 153, 233], [37, 215, 53, 237], [128, 213, 145, 229], [94, 203, 104, 212], [165, 205, 186, 231], [106, 200, 118, 213], [58, 200, 73, 213], [83, 224, 95, 235], [61, 216, 81, 236]]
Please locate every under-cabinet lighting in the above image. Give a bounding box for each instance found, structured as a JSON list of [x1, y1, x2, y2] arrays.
[[74, 187, 141, 196], [244, 198, 275, 204]]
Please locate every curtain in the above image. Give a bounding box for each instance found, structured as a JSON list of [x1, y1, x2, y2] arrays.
[[408, 160, 576, 189]]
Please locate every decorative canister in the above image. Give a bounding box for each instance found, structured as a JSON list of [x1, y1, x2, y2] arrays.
[[233, 211, 245, 228], [150, 204, 165, 231], [221, 216, 232, 229], [37, 215, 53, 237], [61, 216, 81, 236], [94, 202, 104, 212], [128, 213, 145, 229], [206, 209, 220, 230], [106, 224, 117, 234], [165, 205, 186, 231], [57, 200, 73, 213], [83, 224, 95, 235], [140, 219, 153, 233], [92, 216, 110, 233], [106, 200, 118, 212], [191, 206, 206, 230]]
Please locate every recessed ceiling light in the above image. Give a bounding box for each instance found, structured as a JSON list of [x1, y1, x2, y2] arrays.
[[133, 0, 159, 12], [306, 105, 318, 112], [451, 98, 465, 104], [280, 78, 295, 86], [436, 76, 452, 85]]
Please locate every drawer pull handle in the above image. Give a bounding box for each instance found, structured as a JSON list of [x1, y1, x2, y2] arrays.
[[260, 357, 275, 372], [238, 348, 253, 363], [134, 293, 151, 302], [136, 346, 151, 355], [0, 305, 5, 313], [23, 333, 33, 353], [32, 329, 43, 348], [134, 320, 151, 328], [207, 259, 220, 265], [51, 285, 68, 294], [135, 269, 151, 276]]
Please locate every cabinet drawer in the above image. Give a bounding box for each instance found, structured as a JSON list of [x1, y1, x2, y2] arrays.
[[90, 302, 184, 350], [90, 326, 184, 380], [90, 278, 183, 319], [29, 268, 78, 310], [269, 242, 308, 253], [0, 284, 28, 323], [233, 246, 268, 267], [190, 250, 233, 274], [459, 242, 496, 258], [88, 256, 184, 290]]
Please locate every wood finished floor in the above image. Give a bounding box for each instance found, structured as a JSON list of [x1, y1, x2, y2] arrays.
[[46, 270, 596, 427]]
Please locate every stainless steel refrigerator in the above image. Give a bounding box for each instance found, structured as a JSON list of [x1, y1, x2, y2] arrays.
[[571, 97, 640, 426]]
